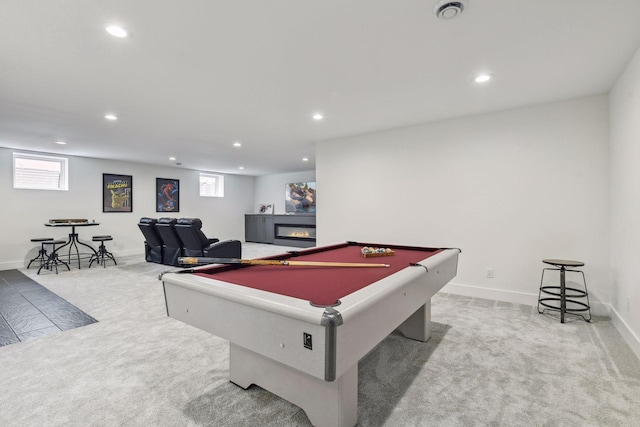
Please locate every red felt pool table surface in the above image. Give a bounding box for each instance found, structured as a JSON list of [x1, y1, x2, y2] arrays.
[[194, 242, 443, 306]]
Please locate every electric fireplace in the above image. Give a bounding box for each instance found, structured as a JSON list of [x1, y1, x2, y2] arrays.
[[275, 224, 316, 242]]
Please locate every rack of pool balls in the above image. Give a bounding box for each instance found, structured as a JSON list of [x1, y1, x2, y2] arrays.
[[361, 246, 395, 258]]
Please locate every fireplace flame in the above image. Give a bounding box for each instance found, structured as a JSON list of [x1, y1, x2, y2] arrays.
[[288, 231, 310, 238]]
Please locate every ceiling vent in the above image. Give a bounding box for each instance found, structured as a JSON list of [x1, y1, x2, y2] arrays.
[[434, 0, 466, 20]]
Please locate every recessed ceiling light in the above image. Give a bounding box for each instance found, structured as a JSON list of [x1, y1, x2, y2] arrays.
[[302, 157, 309, 162], [54, 141, 66, 145], [169, 157, 176, 161], [312, 113, 324, 121], [238, 166, 244, 170], [434, 0, 467, 20], [105, 114, 118, 121], [473, 74, 492, 83], [233, 142, 242, 147], [105, 25, 129, 38]]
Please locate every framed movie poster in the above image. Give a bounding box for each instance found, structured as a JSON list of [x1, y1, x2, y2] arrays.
[[156, 178, 180, 212], [103, 173, 132, 212]]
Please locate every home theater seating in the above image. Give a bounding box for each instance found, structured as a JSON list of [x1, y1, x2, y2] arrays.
[[138, 218, 163, 264], [137, 217, 241, 266]]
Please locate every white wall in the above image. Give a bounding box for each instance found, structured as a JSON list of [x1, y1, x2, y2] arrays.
[[317, 96, 610, 313], [254, 170, 316, 215], [0, 149, 255, 269], [609, 45, 640, 356]]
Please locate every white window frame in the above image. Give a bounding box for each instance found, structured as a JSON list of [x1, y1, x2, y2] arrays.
[[199, 172, 224, 197], [13, 152, 69, 191]]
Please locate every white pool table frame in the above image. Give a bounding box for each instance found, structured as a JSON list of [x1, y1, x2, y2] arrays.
[[162, 247, 460, 427]]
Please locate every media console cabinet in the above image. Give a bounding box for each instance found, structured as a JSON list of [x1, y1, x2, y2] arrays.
[[245, 214, 316, 248]]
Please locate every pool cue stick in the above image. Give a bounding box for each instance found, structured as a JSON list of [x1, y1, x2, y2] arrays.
[[178, 257, 390, 268], [159, 257, 389, 280]]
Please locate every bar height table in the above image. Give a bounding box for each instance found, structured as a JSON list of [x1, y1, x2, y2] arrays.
[[44, 220, 100, 269]]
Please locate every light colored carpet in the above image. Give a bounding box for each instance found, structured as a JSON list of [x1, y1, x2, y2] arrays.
[[1, 243, 639, 426]]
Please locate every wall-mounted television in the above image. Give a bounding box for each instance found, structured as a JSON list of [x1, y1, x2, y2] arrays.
[[285, 182, 316, 213]]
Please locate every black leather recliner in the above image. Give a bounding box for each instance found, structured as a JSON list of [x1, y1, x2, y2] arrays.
[[174, 218, 242, 258], [205, 239, 242, 258], [155, 217, 183, 266], [174, 218, 218, 256], [137, 217, 163, 264]]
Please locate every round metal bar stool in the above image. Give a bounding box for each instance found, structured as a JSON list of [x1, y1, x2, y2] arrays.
[[537, 259, 591, 323], [38, 240, 71, 275], [88, 235, 117, 268], [27, 237, 54, 269]]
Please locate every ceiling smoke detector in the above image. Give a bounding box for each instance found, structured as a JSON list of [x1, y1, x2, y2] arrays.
[[434, 0, 466, 20]]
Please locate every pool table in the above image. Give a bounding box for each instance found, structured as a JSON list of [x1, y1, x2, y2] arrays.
[[162, 241, 460, 427]]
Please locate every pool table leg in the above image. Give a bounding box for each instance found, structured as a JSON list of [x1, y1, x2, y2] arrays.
[[396, 301, 431, 342], [229, 343, 358, 427]]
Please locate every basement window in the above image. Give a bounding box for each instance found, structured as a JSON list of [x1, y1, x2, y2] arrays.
[[13, 152, 69, 191], [199, 172, 224, 197]]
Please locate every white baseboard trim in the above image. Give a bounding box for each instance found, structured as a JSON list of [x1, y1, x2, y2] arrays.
[[610, 307, 640, 362], [0, 260, 28, 271], [111, 249, 145, 258], [443, 282, 538, 306], [0, 249, 144, 272], [442, 282, 610, 318]]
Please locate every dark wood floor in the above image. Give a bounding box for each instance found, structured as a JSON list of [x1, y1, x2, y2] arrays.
[[0, 269, 97, 346]]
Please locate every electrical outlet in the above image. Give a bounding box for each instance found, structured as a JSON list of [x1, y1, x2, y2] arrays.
[[486, 268, 494, 279]]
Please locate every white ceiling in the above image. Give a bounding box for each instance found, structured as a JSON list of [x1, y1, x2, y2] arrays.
[[2, 1, 640, 176]]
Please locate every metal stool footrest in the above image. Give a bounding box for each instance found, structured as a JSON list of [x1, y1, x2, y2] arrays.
[[27, 237, 54, 269], [538, 285, 589, 299], [537, 260, 591, 323], [89, 236, 117, 268], [38, 240, 71, 275]]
